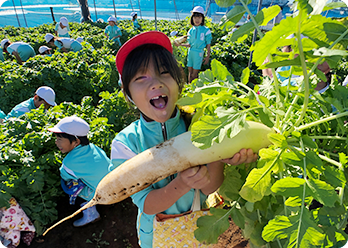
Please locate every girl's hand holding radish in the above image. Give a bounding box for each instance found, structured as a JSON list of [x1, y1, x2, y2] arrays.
[[221, 148, 258, 165]]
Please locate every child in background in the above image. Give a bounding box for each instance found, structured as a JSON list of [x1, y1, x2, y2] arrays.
[[0, 108, 5, 123], [104, 16, 122, 46], [48, 116, 111, 227], [0, 46, 4, 62], [111, 31, 257, 247], [5, 86, 56, 120], [0, 39, 35, 65], [45, 33, 82, 53], [38, 45, 52, 56], [175, 6, 212, 83], [55, 17, 70, 37], [130, 12, 141, 31]]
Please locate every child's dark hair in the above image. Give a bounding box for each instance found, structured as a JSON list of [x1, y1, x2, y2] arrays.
[[190, 13, 205, 26], [132, 14, 137, 21], [121, 43, 185, 100], [55, 133, 89, 146]]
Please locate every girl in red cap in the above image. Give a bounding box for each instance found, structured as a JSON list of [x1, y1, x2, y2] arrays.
[[111, 31, 257, 247]]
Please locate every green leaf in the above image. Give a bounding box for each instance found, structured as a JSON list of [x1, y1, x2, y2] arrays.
[[301, 135, 318, 149], [219, 166, 243, 201], [211, 59, 232, 81], [230, 202, 245, 229], [239, 160, 274, 202], [323, 2, 347, 12], [194, 208, 230, 244], [241, 67, 250, 85], [176, 92, 203, 106], [215, 0, 236, 8], [220, 5, 245, 30], [306, 178, 339, 207], [263, 211, 325, 246], [271, 177, 305, 198], [268, 133, 288, 148]]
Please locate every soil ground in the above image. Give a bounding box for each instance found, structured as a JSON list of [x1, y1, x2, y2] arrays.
[[17, 195, 249, 248]]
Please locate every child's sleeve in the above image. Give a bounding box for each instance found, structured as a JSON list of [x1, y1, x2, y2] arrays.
[[104, 26, 109, 35], [54, 23, 59, 31], [109, 139, 137, 171], [54, 40, 63, 49], [6, 46, 14, 55], [205, 28, 212, 45], [118, 27, 122, 36]]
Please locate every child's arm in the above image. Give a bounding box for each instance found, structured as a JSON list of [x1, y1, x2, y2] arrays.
[[12, 51, 23, 65], [203, 44, 211, 65]]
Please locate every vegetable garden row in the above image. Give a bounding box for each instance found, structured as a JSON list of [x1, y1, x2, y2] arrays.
[[1, 0, 348, 247]]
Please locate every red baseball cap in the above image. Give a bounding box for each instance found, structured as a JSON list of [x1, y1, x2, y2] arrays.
[[115, 31, 173, 77]]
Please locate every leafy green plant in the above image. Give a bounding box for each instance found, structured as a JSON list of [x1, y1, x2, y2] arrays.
[[86, 230, 110, 247], [177, 0, 348, 247]]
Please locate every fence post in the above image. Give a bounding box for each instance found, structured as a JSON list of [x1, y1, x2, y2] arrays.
[[50, 7, 55, 22]]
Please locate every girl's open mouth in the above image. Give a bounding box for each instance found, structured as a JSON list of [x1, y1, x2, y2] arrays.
[[150, 95, 168, 109]]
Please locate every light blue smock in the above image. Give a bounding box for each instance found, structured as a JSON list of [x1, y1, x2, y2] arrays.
[[109, 109, 207, 248], [104, 25, 122, 46], [7, 42, 35, 62], [187, 25, 212, 50], [5, 97, 36, 120], [55, 22, 70, 37], [133, 19, 140, 30], [0, 47, 4, 62], [60, 143, 111, 201], [0, 108, 5, 119], [54, 38, 82, 52]]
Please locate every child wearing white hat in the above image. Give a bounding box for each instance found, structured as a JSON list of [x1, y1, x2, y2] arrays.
[[48, 116, 111, 227], [104, 16, 122, 46], [5, 86, 56, 120], [45, 33, 82, 53], [38, 45, 52, 56], [130, 12, 141, 31], [175, 6, 212, 83], [0, 39, 35, 65], [55, 17, 71, 38]]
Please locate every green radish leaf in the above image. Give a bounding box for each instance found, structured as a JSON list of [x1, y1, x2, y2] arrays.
[[263, 212, 325, 246], [239, 159, 275, 202], [211, 59, 232, 81], [241, 67, 250, 85], [258, 107, 274, 128], [301, 135, 318, 149], [230, 5, 280, 43], [259, 148, 279, 160], [285, 196, 302, 207], [323, 2, 347, 12], [297, 0, 314, 14], [176, 92, 203, 106], [271, 177, 305, 198], [268, 133, 288, 148], [215, 0, 236, 8], [306, 178, 339, 207], [219, 166, 243, 201], [194, 208, 230, 244], [220, 5, 245, 30], [322, 164, 346, 188], [230, 201, 245, 229]]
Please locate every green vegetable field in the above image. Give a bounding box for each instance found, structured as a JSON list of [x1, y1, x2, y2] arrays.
[[1, 0, 348, 247]]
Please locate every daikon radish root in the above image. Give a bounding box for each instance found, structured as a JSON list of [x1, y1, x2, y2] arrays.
[[43, 121, 273, 235]]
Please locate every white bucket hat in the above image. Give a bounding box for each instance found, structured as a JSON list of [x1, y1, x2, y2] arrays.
[[60, 17, 69, 27], [107, 16, 117, 23], [76, 37, 84, 43], [39, 45, 51, 54], [1, 39, 9, 49], [130, 12, 137, 17], [48, 116, 90, 136], [170, 31, 178, 37], [191, 6, 204, 15], [45, 33, 54, 43], [35, 86, 57, 106]]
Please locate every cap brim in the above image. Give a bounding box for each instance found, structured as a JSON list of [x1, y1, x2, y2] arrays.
[[116, 31, 173, 76], [47, 126, 63, 133]]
